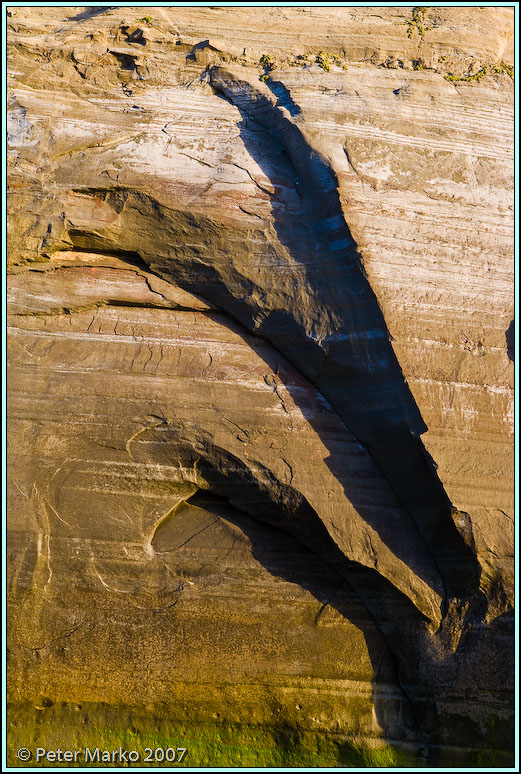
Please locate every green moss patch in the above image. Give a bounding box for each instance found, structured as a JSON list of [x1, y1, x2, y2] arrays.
[[7, 702, 417, 768]]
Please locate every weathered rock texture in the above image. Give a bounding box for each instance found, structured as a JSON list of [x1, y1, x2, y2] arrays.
[[6, 6, 515, 767]]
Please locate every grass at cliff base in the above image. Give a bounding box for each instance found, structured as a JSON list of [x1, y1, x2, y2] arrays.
[[6, 701, 411, 768], [6, 702, 513, 768]]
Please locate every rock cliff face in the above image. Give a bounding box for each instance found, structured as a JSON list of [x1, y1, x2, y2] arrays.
[[7, 6, 515, 767]]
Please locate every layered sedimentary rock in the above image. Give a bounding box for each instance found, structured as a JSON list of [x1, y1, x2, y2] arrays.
[[7, 6, 515, 767]]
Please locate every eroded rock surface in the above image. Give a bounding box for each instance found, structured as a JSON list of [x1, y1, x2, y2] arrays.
[[7, 6, 514, 767]]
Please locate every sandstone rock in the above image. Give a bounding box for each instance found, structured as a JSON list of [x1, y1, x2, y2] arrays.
[[6, 6, 515, 767]]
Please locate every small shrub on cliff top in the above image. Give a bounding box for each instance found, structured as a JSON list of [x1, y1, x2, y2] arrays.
[[495, 61, 514, 78], [465, 65, 488, 83], [316, 51, 330, 72], [260, 54, 275, 71], [138, 16, 152, 24], [316, 51, 341, 72], [404, 7, 432, 38], [443, 62, 510, 84], [259, 54, 275, 83]]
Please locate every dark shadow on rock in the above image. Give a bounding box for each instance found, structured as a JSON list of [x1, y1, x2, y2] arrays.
[[188, 491, 425, 755], [62, 174, 481, 606], [416, 609, 515, 764], [111, 51, 139, 72], [506, 319, 514, 362], [265, 78, 302, 116], [200, 307, 444, 600], [61, 187, 490, 751], [185, 485, 511, 763], [67, 7, 116, 22], [129, 423, 441, 749], [47, 64, 510, 763], [205, 67, 482, 604], [123, 27, 147, 46]]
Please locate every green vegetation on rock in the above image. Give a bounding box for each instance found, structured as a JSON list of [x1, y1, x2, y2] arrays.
[[494, 61, 514, 78], [316, 50, 342, 72], [444, 61, 514, 84], [259, 53, 275, 71], [403, 7, 432, 39], [259, 53, 275, 82], [7, 703, 419, 769], [9, 701, 513, 768]]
